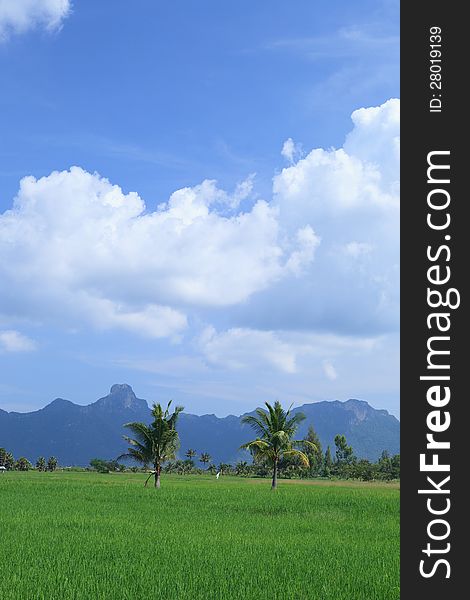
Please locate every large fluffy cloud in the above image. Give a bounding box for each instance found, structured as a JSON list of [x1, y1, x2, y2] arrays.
[[0, 98, 398, 350], [0, 168, 317, 337], [236, 98, 399, 336], [274, 98, 399, 225], [0, 0, 70, 40]]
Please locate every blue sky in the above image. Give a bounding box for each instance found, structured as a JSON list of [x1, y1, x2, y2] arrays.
[[0, 0, 399, 416]]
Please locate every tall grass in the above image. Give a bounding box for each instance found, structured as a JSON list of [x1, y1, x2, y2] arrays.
[[0, 472, 399, 599]]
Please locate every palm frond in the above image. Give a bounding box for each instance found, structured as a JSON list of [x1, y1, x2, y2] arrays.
[[285, 411, 306, 431], [240, 439, 270, 452], [122, 435, 148, 455], [271, 430, 290, 447], [283, 449, 310, 467], [294, 439, 318, 453], [116, 447, 150, 465], [240, 414, 269, 438], [122, 422, 153, 446]]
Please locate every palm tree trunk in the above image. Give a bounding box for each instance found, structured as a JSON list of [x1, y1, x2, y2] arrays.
[[271, 459, 278, 489], [155, 464, 161, 488]]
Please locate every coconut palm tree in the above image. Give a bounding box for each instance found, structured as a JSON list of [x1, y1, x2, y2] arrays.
[[118, 401, 184, 488], [241, 401, 316, 489], [200, 452, 211, 469], [46, 456, 58, 471], [3, 452, 14, 471], [184, 449, 197, 470], [36, 456, 46, 471], [16, 457, 32, 471], [217, 462, 232, 475]]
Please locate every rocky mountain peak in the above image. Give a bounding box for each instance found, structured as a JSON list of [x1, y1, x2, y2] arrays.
[[94, 384, 147, 411]]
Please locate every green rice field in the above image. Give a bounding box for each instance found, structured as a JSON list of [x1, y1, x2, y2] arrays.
[[0, 472, 399, 599]]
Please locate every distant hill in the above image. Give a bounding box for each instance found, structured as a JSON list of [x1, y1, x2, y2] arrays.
[[0, 384, 399, 465]]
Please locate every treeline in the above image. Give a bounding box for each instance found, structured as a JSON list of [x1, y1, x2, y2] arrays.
[[87, 427, 399, 482], [159, 429, 399, 482], [293, 428, 400, 481], [0, 448, 58, 472], [1, 421, 400, 483]]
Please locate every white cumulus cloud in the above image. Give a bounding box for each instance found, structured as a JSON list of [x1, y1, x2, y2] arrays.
[[238, 98, 400, 335], [0, 99, 399, 345], [0, 167, 317, 338], [0, 0, 71, 41], [0, 330, 36, 352], [274, 99, 399, 222], [281, 138, 303, 164]]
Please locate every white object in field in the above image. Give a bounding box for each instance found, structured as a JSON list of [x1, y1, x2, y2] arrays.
[[216, 471, 220, 479], [0, 466, 6, 473]]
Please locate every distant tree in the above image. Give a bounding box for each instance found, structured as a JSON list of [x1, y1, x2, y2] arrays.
[[185, 449, 197, 460], [165, 460, 176, 474], [235, 461, 249, 476], [118, 400, 184, 488], [163, 460, 184, 475], [47, 456, 58, 471], [304, 425, 323, 476], [280, 461, 300, 479], [390, 454, 400, 479], [200, 452, 211, 468], [333, 435, 355, 476], [15, 457, 32, 471], [36, 457, 46, 471], [377, 450, 396, 481], [351, 459, 376, 481], [241, 401, 316, 489], [322, 446, 333, 477], [182, 459, 194, 474], [217, 462, 232, 475], [4, 452, 14, 471], [163, 461, 176, 474], [0, 448, 7, 468], [90, 458, 110, 473], [278, 452, 306, 478], [175, 459, 187, 475]]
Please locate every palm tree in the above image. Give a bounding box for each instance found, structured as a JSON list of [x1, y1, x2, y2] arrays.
[[200, 452, 211, 468], [47, 456, 58, 471], [4, 452, 14, 471], [218, 462, 232, 475], [118, 401, 184, 488], [0, 447, 7, 467], [241, 401, 316, 489], [185, 449, 197, 460], [235, 460, 249, 476], [36, 456, 46, 471], [16, 457, 32, 471]]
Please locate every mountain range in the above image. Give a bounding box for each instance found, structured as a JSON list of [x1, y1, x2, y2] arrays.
[[0, 384, 399, 465]]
